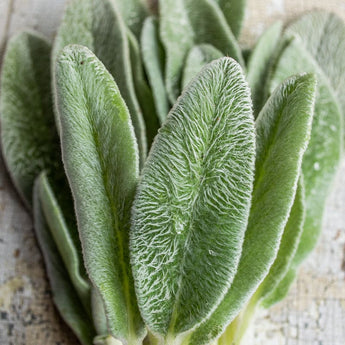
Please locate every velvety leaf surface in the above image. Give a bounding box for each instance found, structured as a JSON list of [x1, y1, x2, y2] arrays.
[[53, 0, 147, 165], [113, 0, 149, 38], [190, 74, 316, 345], [269, 38, 342, 270], [130, 57, 255, 338], [38, 172, 91, 312], [55, 45, 144, 344], [127, 29, 160, 146], [182, 44, 223, 90], [159, 0, 243, 102], [286, 11, 345, 119], [33, 178, 95, 345], [246, 21, 282, 117], [212, 0, 247, 38], [141, 16, 170, 124], [0, 31, 58, 206]]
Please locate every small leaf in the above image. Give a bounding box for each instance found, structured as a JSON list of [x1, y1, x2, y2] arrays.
[[130, 57, 255, 339], [182, 44, 223, 90], [246, 21, 282, 116], [141, 16, 170, 124], [53, 0, 147, 165], [212, 0, 247, 38], [0, 31, 58, 206], [55, 45, 144, 343], [127, 29, 160, 146], [38, 172, 91, 312], [112, 0, 149, 38], [190, 74, 316, 345], [33, 178, 96, 345], [159, 0, 243, 102]]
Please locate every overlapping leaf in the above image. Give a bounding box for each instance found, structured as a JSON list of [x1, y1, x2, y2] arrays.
[[159, 0, 243, 102], [130, 57, 255, 339], [53, 0, 147, 165], [55, 45, 144, 344], [190, 74, 316, 345]]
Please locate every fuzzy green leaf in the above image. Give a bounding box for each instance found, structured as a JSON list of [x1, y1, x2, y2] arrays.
[[53, 0, 147, 165], [33, 178, 96, 345], [55, 45, 144, 344], [212, 0, 247, 38], [38, 172, 91, 312], [141, 16, 170, 124], [269, 38, 342, 269], [159, 0, 243, 103], [130, 57, 255, 339], [127, 29, 160, 146], [0, 31, 58, 206], [246, 21, 282, 117], [182, 44, 223, 90], [190, 74, 316, 345]]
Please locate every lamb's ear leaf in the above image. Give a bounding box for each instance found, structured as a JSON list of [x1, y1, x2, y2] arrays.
[[0, 31, 58, 206], [212, 0, 247, 38], [55, 45, 145, 344], [141, 16, 170, 124], [269, 38, 342, 268], [112, 0, 149, 38], [127, 29, 160, 146], [190, 73, 316, 345], [257, 177, 305, 301], [182, 44, 223, 90], [38, 172, 91, 312], [286, 11, 345, 123], [246, 21, 282, 117], [53, 0, 147, 165], [33, 177, 96, 345], [159, 0, 243, 103], [130, 57, 255, 339]]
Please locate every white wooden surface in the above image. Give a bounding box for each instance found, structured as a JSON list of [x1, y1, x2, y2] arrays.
[[0, 1, 344, 344]]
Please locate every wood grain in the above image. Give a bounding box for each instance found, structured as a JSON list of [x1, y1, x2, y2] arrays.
[[0, 0, 344, 344]]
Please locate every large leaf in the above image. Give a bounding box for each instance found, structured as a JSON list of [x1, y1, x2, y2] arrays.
[[0, 31, 58, 206], [190, 74, 316, 345], [130, 57, 255, 340], [159, 0, 243, 102], [55, 45, 144, 344], [127, 29, 160, 146], [53, 0, 147, 165], [182, 44, 223, 90], [246, 21, 282, 116], [113, 0, 149, 38], [33, 178, 96, 345], [286, 11, 345, 119], [141, 16, 170, 124], [269, 38, 342, 270], [212, 0, 247, 38], [38, 172, 91, 311]]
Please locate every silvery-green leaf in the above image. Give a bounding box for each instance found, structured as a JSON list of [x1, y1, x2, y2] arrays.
[[212, 0, 247, 38], [190, 74, 316, 345], [246, 21, 282, 116], [38, 172, 91, 312], [286, 11, 345, 119], [113, 0, 149, 38], [55, 45, 144, 344], [159, 0, 243, 102], [53, 0, 147, 165], [33, 178, 95, 345], [269, 38, 342, 268], [182, 44, 223, 90], [0, 31, 58, 206], [130, 57, 255, 339], [127, 29, 160, 146], [141, 16, 170, 124]]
